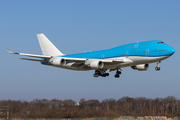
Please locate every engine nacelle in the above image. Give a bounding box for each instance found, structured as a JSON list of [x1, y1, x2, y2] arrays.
[[89, 61, 104, 69], [52, 58, 66, 66], [131, 64, 149, 71]]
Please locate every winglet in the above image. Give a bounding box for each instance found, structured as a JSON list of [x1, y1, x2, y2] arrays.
[[6, 49, 19, 54]]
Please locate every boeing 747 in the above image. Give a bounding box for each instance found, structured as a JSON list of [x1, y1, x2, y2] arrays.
[[7, 33, 175, 78]]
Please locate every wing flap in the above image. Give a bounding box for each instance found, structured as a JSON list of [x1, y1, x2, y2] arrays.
[[112, 59, 133, 63], [63, 57, 86, 63], [113, 59, 124, 62], [20, 58, 47, 62], [61, 58, 127, 65], [19, 53, 51, 58]]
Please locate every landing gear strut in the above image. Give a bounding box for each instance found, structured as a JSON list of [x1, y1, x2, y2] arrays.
[[114, 69, 121, 78], [155, 61, 161, 71], [93, 70, 109, 77]]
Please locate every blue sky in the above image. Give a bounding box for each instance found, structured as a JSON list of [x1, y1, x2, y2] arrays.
[[1, 0, 180, 102]]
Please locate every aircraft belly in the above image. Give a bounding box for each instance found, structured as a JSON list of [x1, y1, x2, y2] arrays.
[[129, 56, 170, 64], [104, 55, 170, 69], [49, 55, 170, 71]]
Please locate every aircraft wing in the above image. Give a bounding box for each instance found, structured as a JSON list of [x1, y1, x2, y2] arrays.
[[7, 49, 51, 59], [7, 49, 132, 64]]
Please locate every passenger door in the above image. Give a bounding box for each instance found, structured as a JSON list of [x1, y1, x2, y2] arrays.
[[146, 49, 149, 56]]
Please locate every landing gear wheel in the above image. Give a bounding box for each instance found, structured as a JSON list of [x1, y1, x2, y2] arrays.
[[114, 74, 120, 78], [93, 74, 96, 77], [105, 73, 109, 76], [93, 74, 98, 77], [114, 69, 121, 78], [155, 61, 161, 71], [93, 70, 110, 78], [155, 67, 160, 71]]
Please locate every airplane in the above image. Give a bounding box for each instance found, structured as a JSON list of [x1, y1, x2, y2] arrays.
[[7, 33, 175, 78]]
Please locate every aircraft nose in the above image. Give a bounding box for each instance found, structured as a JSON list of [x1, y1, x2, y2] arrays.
[[169, 47, 175, 55]]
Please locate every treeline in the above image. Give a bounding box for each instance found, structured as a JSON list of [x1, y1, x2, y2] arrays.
[[0, 96, 180, 118]]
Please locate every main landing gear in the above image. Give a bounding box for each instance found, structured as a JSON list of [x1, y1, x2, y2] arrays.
[[114, 69, 121, 78], [93, 69, 122, 78], [155, 61, 161, 71], [93, 70, 109, 77]]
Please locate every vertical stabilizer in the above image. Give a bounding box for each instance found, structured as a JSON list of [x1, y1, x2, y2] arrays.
[[37, 33, 64, 56]]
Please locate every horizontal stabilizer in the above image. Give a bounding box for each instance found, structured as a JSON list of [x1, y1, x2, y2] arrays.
[[6, 48, 51, 58]]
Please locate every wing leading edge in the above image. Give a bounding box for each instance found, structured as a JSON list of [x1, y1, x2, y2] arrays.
[[7, 48, 130, 63]]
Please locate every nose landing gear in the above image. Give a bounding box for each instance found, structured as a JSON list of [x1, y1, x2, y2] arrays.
[[155, 61, 161, 71]]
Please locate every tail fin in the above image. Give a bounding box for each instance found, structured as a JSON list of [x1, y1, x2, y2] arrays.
[[37, 33, 64, 56]]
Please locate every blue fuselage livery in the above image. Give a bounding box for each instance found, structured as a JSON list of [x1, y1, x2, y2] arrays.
[[61, 40, 174, 59], [7, 34, 175, 78]]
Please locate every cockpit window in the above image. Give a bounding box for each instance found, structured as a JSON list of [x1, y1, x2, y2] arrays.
[[157, 42, 164, 44]]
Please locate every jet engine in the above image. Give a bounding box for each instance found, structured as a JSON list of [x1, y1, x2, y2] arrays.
[[131, 64, 149, 71], [51, 58, 66, 66], [89, 61, 104, 69]]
